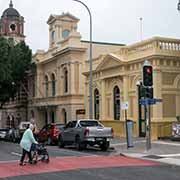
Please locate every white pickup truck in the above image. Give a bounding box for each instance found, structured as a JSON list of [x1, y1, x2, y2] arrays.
[[58, 119, 114, 151]]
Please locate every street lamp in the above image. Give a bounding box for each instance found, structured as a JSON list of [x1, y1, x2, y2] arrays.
[[72, 0, 93, 119], [178, 0, 180, 11]]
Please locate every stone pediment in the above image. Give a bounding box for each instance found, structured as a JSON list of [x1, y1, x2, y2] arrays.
[[59, 13, 79, 22], [96, 53, 124, 71], [47, 13, 79, 24], [47, 14, 56, 24]]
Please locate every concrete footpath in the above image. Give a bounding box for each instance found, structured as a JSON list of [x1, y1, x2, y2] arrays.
[[110, 138, 180, 166]]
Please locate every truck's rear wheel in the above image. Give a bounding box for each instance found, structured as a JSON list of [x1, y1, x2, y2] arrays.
[[75, 136, 85, 150], [100, 141, 110, 151], [58, 135, 64, 148]]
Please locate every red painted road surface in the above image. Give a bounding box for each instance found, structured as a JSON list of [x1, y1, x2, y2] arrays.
[[0, 155, 160, 178]]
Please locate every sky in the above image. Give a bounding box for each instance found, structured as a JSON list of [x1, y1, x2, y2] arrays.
[[0, 0, 179, 53]]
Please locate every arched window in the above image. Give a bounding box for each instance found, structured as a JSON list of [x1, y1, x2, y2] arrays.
[[114, 86, 120, 120], [64, 68, 68, 93], [51, 73, 56, 96], [62, 29, 70, 39], [45, 75, 48, 97], [94, 89, 100, 120]]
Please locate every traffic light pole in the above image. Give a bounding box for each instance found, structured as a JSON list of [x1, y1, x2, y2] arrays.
[[142, 60, 153, 151], [145, 101, 151, 151]]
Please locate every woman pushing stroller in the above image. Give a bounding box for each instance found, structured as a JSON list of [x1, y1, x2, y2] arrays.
[[19, 124, 38, 166]]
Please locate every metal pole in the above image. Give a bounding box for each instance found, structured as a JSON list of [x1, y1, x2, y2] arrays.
[[73, 0, 93, 119], [145, 101, 151, 150], [139, 17, 143, 41], [178, 0, 180, 11], [125, 109, 128, 148]]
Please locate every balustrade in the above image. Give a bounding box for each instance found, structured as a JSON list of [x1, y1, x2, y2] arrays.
[[119, 37, 180, 60]]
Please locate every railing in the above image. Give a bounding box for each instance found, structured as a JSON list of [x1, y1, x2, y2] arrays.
[[119, 37, 180, 60]]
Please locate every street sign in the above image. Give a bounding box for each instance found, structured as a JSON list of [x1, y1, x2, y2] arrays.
[[139, 98, 162, 105], [121, 101, 128, 110]]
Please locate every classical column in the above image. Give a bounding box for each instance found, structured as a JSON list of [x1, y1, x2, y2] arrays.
[[70, 63, 75, 94], [68, 63, 71, 94], [152, 70, 163, 121], [101, 79, 106, 120], [123, 76, 128, 100], [57, 66, 61, 96], [36, 67, 43, 98]]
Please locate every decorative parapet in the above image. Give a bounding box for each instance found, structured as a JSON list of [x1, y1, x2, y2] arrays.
[[117, 37, 180, 61]]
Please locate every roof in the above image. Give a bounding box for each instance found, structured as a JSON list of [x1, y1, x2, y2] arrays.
[[47, 12, 79, 24], [81, 40, 125, 46], [1, 1, 20, 19]]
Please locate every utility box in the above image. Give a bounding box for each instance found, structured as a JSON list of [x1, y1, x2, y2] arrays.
[[126, 120, 134, 148]]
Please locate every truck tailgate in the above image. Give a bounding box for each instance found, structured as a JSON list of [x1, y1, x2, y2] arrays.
[[87, 127, 113, 138]]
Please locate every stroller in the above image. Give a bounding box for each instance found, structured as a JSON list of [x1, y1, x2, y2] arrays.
[[32, 143, 49, 164]]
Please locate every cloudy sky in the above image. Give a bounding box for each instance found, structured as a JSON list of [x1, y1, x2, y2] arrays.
[[0, 0, 179, 53]]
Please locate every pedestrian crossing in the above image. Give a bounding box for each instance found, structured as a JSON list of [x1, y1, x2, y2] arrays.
[[0, 155, 160, 178]]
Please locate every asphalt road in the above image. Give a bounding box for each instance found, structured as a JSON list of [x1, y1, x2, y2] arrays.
[[0, 141, 180, 180], [0, 141, 114, 161]]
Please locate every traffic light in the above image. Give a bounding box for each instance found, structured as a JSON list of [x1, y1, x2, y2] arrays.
[[145, 87, 153, 99], [143, 65, 153, 87]]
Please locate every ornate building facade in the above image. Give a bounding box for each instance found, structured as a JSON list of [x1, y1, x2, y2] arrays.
[[84, 37, 180, 139], [0, 0, 25, 43], [29, 13, 124, 129]]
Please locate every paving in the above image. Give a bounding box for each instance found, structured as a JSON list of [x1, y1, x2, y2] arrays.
[[110, 137, 180, 166], [0, 155, 159, 178]]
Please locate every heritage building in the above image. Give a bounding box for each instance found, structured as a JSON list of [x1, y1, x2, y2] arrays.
[[1, 2, 180, 139], [29, 13, 124, 128], [0, 0, 25, 43], [0, 1, 27, 128], [83, 37, 180, 139], [29, 12, 180, 139]]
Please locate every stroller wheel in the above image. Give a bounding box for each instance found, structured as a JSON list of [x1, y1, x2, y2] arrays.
[[41, 154, 49, 163], [45, 158, 50, 163], [32, 160, 37, 164]]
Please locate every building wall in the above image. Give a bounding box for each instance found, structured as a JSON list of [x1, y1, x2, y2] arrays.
[[30, 13, 124, 129], [84, 37, 180, 139]]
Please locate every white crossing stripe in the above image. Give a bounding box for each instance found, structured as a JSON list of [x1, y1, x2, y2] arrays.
[[11, 152, 22, 157], [153, 141, 180, 146]]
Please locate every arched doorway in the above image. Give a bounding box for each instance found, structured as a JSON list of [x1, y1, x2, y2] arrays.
[[94, 89, 100, 120], [51, 73, 56, 96], [113, 86, 120, 120]]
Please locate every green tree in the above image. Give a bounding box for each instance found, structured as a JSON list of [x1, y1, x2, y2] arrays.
[[0, 37, 32, 108]]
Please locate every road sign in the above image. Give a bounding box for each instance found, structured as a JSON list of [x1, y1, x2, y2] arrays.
[[121, 101, 128, 110], [139, 98, 162, 105]]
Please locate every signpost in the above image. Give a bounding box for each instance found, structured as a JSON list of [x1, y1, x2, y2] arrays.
[[140, 60, 162, 151], [122, 101, 134, 148], [121, 101, 128, 121]]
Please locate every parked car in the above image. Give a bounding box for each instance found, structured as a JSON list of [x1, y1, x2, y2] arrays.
[[5, 128, 20, 142], [37, 123, 65, 145], [19, 121, 31, 138], [58, 119, 114, 151], [171, 122, 180, 140], [0, 128, 9, 140]]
